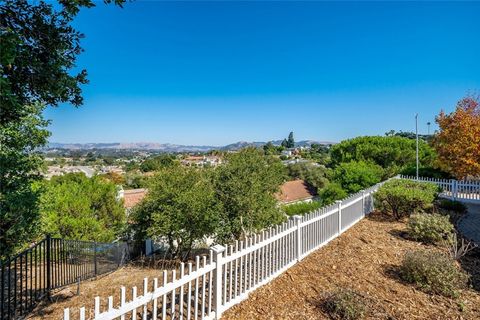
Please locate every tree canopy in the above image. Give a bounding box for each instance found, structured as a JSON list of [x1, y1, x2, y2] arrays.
[[131, 166, 221, 260], [0, 0, 124, 258], [433, 96, 480, 179], [214, 148, 285, 241], [286, 162, 329, 193], [330, 136, 436, 177], [332, 160, 383, 194], [39, 173, 126, 242]]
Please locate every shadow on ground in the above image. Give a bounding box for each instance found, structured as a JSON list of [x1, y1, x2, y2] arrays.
[[460, 247, 480, 293]]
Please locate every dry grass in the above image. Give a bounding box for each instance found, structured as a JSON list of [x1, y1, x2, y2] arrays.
[[222, 213, 480, 320], [28, 266, 173, 319]]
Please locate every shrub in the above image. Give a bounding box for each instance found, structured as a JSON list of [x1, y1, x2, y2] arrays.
[[374, 179, 438, 220], [407, 213, 454, 244], [332, 161, 384, 194], [322, 289, 366, 320], [283, 201, 322, 216], [399, 250, 468, 297], [438, 199, 467, 214], [319, 182, 347, 206]]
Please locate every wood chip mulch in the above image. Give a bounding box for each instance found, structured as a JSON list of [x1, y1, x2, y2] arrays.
[[221, 213, 480, 320]]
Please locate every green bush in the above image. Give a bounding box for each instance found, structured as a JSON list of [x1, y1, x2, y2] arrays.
[[283, 201, 322, 216], [399, 250, 468, 297], [438, 199, 467, 214], [322, 289, 366, 320], [319, 183, 347, 206], [332, 161, 384, 194], [407, 213, 454, 244], [374, 179, 439, 220]]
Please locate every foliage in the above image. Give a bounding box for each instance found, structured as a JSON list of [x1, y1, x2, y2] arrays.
[[286, 162, 329, 193], [0, 103, 50, 259], [433, 96, 480, 179], [374, 179, 438, 220], [330, 136, 436, 177], [300, 143, 331, 164], [214, 148, 285, 241], [407, 213, 453, 244], [399, 250, 468, 297], [263, 141, 284, 155], [332, 161, 383, 194], [99, 171, 126, 185], [0, 0, 123, 258], [283, 201, 322, 216], [130, 166, 221, 260], [124, 171, 148, 189], [39, 173, 126, 242], [319, 182, 347, 206], [322, 289, 367, 320], [438, 199, 467, 214], [140, 154, 177, 172], [281, 131, 295, 148], [400, 165, 452, 179]]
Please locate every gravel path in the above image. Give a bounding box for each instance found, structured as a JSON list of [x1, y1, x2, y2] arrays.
[[458, 202, 480, 245]]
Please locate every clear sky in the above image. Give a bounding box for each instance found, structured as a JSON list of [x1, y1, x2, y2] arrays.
[[44, 1, 480, 146]]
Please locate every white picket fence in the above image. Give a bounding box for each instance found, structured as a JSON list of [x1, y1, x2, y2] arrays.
[[63, 183, 379, 320], [400, 175, 480, 203]]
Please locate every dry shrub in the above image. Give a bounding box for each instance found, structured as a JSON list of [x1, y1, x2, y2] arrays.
[[400, 250, 468, 298], [322, 289, 367, 320], [407, 213, 453, 244]]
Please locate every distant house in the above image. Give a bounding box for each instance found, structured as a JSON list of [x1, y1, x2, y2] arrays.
[[182, 155, 222, 167], [276, 180, 316, 204], [119, 188, 147, 211]]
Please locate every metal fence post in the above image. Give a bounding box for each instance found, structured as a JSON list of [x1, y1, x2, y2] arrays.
[[46, 235, 51, 300], [211, 244, 225, 320], [336, 200, 342, 234], [93, 242, 97, 276], [293, 215, 303, 261]]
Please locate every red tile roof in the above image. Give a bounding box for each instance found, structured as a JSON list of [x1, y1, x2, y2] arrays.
[[277, 180, 315, 203], [123, 188, 147, 209]]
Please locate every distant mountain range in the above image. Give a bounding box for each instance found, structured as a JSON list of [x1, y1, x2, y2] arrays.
[[46, 140, 335, 152]]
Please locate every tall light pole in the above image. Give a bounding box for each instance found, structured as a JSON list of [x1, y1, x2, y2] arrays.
[[415, 113, 419, 180]]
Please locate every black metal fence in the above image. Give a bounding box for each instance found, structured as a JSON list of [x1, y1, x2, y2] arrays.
[[0, 236, 140, 320]]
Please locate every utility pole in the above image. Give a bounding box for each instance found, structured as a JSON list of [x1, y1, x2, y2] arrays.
[[416, 114, 419, 180]]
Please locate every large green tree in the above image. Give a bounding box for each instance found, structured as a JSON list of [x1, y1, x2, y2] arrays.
[[214, 148, 285, 241], [332, 160, 383, 194], [39, 173, 126, 242], [130, 166, 221, 260], [0, 0, 124, 258], [286, 162, 329, 193], [330, 136, 436, 177]]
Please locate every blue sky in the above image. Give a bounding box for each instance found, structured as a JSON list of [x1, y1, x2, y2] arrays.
[[44, 1, 480, 146]]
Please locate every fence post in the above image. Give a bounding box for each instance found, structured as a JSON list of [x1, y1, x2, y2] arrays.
[[453, 180, 458, 201], [293, 215, 303, 261], [336, 200, 342, 234], [361, 190, 366, 216], [93, 242, 97, 276], [46, 235, 52, 299], [211, 244, 226, 320]]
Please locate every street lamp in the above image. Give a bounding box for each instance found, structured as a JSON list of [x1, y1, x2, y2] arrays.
[[416, 114, 419, 180]]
